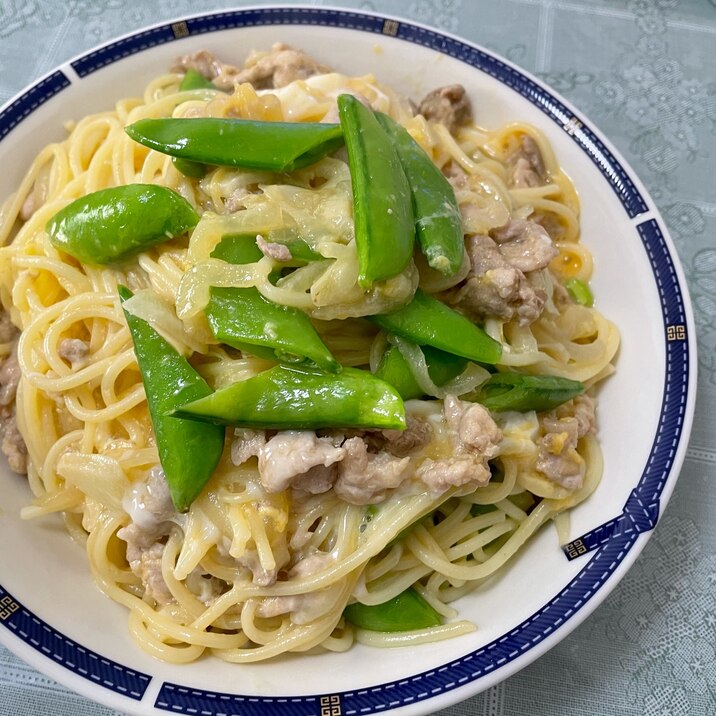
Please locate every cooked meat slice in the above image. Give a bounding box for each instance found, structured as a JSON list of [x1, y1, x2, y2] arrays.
[[536, 395, 596, 490], [380, 416, 433, 457], [258, 431, 345, 493], [417, 396, 501, 494], [291, 463, 339, 496], [446, 234, 545, 325], [417, 84, 472, 133], [0, 310, 18, 344], [256, 552, 336, 623], [171, 49, 242, 91], [123, 466, 176, 529], [443, 395, 502, 458], [58, 338, 90, 368], [256, 235, 292, 262], [117, 467, 178, 604], [333, 437, 410, 505], [508, 135, 547, 188], [123, 537, 174, 605], [490, 219, 558, 273], [223, 186, 250, 214], [0, 349, 20, 407], [417, 457, 487, 492], [236, 548, 281, 587], [1, 410, 27, 474], [231, 428, 267, 466], [234, 43, 328, 89]]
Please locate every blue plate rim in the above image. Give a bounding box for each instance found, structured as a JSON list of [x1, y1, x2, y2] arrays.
[[0, 5, 698, 716]]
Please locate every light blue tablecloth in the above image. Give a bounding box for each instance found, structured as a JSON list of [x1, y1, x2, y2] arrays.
[[1, 1, 714, 714]]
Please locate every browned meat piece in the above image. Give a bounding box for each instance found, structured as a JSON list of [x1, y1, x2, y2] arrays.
[[126, 539, 174, 605], [172, 49, 242, 91], [417, 84, 472, 133], [490, 219, 558, 273], [235, 548, 281, 587], [58, 338, 90, 368], [417, 396, 501, 493], [231, 428, 267, 466], [235, 43, 328, 89], [446, 234, 545, 325], [536, 395, 596, 490], [258, 431, 345, 494], [1, 410, 27, 474], [0, 310, 18, 344], [333, 437, 410, 505], [508, 135, 547, 188], [117, 467, 178, 604], [0, 349, 20, 408], [256, 552, 337, 623], [174, 45, 327, 91], [380, 416, 433, 457], [256, 235, 292, 262]]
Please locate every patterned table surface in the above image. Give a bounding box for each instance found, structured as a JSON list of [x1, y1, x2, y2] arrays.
[[1, 1, 714, 714]]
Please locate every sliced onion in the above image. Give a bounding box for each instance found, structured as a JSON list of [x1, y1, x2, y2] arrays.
[[175, 258, 265, 319], [123, 290, 206, 356], [390, 335, 490, 398]]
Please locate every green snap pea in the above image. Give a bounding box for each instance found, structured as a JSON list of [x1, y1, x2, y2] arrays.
[[125, 118, 344, 172], [179, 68, 217, 92], [343, 588, 442, 632], [368, 289, 502, 365], [173, 157, 208, 179], [337, 94, 415, 288], [375, 112, 464, 276], [207, 234, 339, 372], [206, 288, 341, 372], [564, 277, 594, 307], [172, 365, 406, 431], [212, 232, 321, 269], [118, 286, 224, 513], [47, 184, 199, 265], [470, 372, 584, 412], [175, 70, 221, 179], [210, 233, 264, 264], [375, 343, 468, 400]]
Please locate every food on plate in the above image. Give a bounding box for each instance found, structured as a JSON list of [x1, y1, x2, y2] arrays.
[[0, 43, 619, 662]]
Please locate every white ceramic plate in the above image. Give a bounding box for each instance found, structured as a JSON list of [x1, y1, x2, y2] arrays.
[[0, 6, 697, 716]]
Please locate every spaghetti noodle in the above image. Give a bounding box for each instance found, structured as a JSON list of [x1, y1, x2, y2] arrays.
[[0, 46, 618, 662]]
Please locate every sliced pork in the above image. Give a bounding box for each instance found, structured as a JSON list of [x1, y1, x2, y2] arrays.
[[417, 84, 472, 133], [446, 234, 545, 325], [536, 394, 596, 490], [508, 135, 547, 188]]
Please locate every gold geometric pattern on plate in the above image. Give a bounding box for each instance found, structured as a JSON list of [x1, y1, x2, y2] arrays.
[[320, 695, 342, 716], [0, 595, 19, 621], [666, 324, 686, 341]]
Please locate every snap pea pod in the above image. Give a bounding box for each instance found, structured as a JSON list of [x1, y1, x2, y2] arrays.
[[207, 234, 340, 372], [173, 157, 208, 179], [375, 343, 468, 400], [337, 94, 415, 288], [212, 232, 321, 268], [172, 365, 406, 430], [564, 277, 594, 307], [118, 286, 224, 513], [470, 372, 585, 412], [125, 118, 344, 172], [375, 112, 464, 277], [173, 73, 225, 178], [206, 288, 341, 372], [46, 184, 199, 265], [368, 289, 502, 365], [343, 588, 442, 632], [210, 233, 264, 264], [179, 68, 217, 91]]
